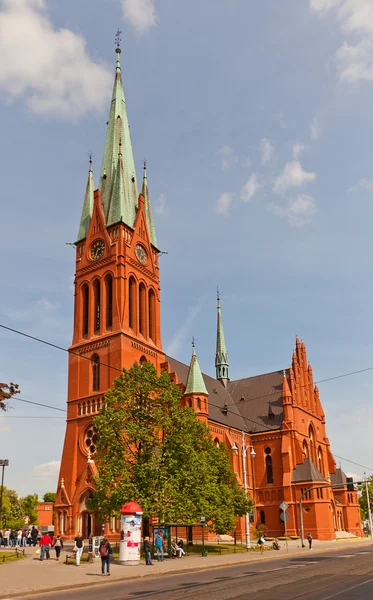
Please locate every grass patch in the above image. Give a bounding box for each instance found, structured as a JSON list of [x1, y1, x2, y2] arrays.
[[0, 551, 26, 564]]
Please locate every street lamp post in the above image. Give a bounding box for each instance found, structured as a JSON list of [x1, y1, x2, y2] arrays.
[[363, 473, 373, 540], [0, 460, 9, 528], [238, 433, 256, 550]]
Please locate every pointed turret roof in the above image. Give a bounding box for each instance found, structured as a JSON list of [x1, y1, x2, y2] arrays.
[[185, 344, 208, 395], [108, 140, 133, 226], [216, 292, 228, 363], [99, 47, 138, 229], [141, 162, 157, 248], [281, 370, 292, 399], [77, 157, 94, 241]]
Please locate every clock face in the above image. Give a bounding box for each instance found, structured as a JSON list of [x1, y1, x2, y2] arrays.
[[135, 244, 147, 265], [90, 240, 105, 260]]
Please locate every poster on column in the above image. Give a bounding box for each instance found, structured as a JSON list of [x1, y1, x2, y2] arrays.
[[119, 514, 142, 565]]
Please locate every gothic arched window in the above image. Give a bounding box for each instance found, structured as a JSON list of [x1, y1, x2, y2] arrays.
[[92, 354, 100, 392], [318, 447, 324, 476], [82, 284, 89, 337], [197, 398, 201, 410], [260, 510, 266, 524], [139, 283, 146, 337], [309, 425, 316, 463], [265, 447, 274, 484], [139, 355, 147, 365], [148, 288, 156, 342], [106, 275, 113, 328], [129, 277, 137, 330], [93, 280, 101, 333]]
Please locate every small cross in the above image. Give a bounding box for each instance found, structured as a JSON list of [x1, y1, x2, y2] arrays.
[[115, 30, 122, 48]]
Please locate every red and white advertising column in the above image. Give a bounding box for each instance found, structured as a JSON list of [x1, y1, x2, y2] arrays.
[[119, 501, 143, 565]]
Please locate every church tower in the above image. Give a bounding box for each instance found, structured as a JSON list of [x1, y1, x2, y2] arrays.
[[54, 43, 165, 539], [215, 292, 229, 386]]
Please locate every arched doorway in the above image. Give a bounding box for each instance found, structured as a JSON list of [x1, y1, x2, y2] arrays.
[[79, 492, 102, 538]]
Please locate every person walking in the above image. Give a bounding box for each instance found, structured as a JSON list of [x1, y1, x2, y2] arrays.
[[31, 526, 38, 547], [39, 531, 53, 561], [257, 535, 265, 554], [52, 534, 63, 560], [155, 532, 164, 562], [16, 530, 22, 546], [144, 536, 153, 565], [99, 537, 111, 576], [307, 532, 313, 550], [74, 532, 84, 566], [21, 529, 27, 547]]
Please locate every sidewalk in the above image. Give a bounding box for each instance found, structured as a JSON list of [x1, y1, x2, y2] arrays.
[[0, 538, 371, 599]]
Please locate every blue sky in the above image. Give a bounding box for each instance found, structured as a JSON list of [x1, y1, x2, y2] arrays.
[[1, 0, 373, 497]]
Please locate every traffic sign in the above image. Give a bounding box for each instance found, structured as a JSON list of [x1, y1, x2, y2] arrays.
[[279, 501, 289, 512], [280, 511, 290, 522]]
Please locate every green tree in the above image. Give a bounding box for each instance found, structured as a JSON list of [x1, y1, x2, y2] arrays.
[[1, 488, 22, 529], [20, 494, 39, 524], [43, 492, 56, 503], [359, 476, 373, 522], [0, 382, 20, 411], [91, 362, 251, 533]]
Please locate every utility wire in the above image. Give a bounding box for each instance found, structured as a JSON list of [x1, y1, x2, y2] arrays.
[[2, 322, 373, 471], [16, 396, 66, 413]]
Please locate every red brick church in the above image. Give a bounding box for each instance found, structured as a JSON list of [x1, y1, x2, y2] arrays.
[[54, 45, 362, 541]]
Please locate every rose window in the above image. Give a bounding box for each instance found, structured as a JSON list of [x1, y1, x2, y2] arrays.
[[84, 425, 98, 455]]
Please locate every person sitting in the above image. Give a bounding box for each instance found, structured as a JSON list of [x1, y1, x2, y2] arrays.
[[177, 539, 185, 557], [171, 541, 178, 558], [272, 539, 280, 550]]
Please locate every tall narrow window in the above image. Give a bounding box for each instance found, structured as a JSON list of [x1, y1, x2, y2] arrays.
[[92, 355, 100, 391], [139, 283, 146, 337], [82, 284, 89, 337], [129, 277, 136, 330], [260, 510, 266, 524], [106, 275, 113, 328], [265, 447, 274, 484], [318, 447, 324, 476], [309, 425, 316, 463], [93, 280, 101, 333], [148, 289, 156, 342]]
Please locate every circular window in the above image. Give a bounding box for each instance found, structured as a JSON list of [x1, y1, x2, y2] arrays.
[[84, 425, 99, 455], [264, 446, 271, 455]]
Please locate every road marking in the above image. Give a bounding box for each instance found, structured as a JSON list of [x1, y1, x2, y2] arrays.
[[356, 551, 371, 554], [318, 576, 373, 600], [340, 554, 355, 558]]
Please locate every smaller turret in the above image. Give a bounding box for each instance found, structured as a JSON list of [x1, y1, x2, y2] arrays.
[[77, 155, 94, 242], [215, 291, 229, 387], [184, 342, 209, 423]]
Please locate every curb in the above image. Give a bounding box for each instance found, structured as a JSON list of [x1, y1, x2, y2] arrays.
[[2, 540, 372, 600]]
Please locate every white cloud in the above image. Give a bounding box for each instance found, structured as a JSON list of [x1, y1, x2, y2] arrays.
[[155, 193, 167, 215], [217, 145, 240, 170], [310, 0, 373, 82], [260, 138, 274, 164], [240, 174, 261, 202], [310, 117, 324, 140], [165, 297, 205, 359], [292, 143, 305, 160], [216, 192, 234, 216], [349, 177, 373, 192], [273, 161, 316, 194], [270, 194, 317, 227], [0, 0, 111, 118], [32, 460, 60, 478], [121, 0, 158, 34]]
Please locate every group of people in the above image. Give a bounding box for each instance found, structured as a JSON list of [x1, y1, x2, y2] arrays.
[[0, 526, 39, 547], [38, 532, 64, 561]]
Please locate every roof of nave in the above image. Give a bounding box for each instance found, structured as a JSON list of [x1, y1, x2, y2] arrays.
[[167, 355, 287, 433], [228, 370, 287, 433], [330, 468, 347, 489], [166, 355, 247, 431], [292, 458, 327, 483]]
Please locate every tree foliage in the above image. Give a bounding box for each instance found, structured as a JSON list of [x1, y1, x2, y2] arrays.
[[43, 492, 56, 503], [0, 382, 20, 411], [1, 489, 39, 528], [91, 362, 251, 533], [20, 494, 39, 524], [359, 476, 373, 522]]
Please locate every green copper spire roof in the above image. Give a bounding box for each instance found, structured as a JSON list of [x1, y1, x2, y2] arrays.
[[185, 344, 208, 395], [108, 140, 133, 227], [215, 292, 229, 385], [99, 47, 138, 229], [141, 162, 157, 248], [77, 157, 94, 241]]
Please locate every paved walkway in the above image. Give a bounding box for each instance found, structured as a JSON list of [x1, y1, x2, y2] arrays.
[[0, 538, 371, 599]]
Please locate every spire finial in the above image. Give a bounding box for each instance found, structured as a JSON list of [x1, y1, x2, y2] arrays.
[[88, 151, 93, 172], [115, 29, 122, 51], [143, 159, 147, 177], [283, 369, 286, 378], [192, 336, 196, 355]]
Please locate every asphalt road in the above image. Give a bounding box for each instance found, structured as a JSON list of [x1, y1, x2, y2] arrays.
[[30, 545, 373, 600]]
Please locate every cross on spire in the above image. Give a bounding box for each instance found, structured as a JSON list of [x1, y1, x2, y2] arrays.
[[115, 29, 122, 50]]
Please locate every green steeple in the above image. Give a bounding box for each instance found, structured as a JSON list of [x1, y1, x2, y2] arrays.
[[99, 46, 138, 229], [77, 157, 94, 241], [141, 162, 157, 248], [108, 140, 133, 227], [185, 344, 208, 395], [215, 292, 229, 386]]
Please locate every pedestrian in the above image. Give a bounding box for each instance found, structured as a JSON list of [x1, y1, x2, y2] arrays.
[[155, 531, 164, 562], [27, 530, 32, 546], [74, 532, 84, 566], [144, 536, 153, 565], [9, 529, 15, 547], [307, 532, 312, 550], [39, 531, 53, 561], [31, 526, 38, 547], [16, 530, 22, 546], [52, 534, 63, 560], [99, 537, 111, 576], [257, 535, 265, 554], [3, 529, 9, 547], [21, 529, 27, 547], [177, 539, 185, 557]]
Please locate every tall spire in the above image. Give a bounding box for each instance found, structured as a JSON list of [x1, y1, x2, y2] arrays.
[[77, 155, 94, 241], [108, 139, 133, 226], [215, 290, 229, 386], [99, 39, 138, 229], [141, 161, 157, 248], [185, 342, 208, 395]]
